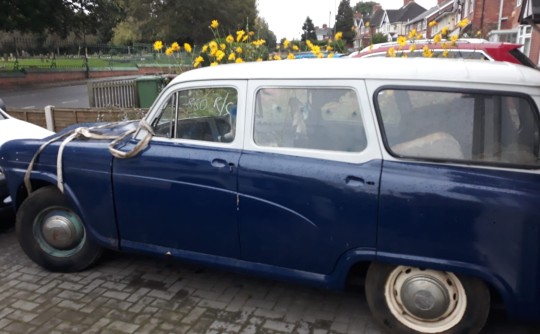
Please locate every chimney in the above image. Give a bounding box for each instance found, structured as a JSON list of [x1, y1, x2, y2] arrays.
[[404, 0, 414, 6], [373, 3, 382, 12]]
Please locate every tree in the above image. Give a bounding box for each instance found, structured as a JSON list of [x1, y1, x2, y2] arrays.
[[0, 0, 71, 36], [335, 0, 355, 45], [255, 17, 277, 50], [353, 1, 377, 16], [371, 32, 387, 44], [301, 17, 317, 41]]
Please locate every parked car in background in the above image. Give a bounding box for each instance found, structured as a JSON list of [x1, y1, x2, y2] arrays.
[[349, 38, 537, 68], [1, 58, 540, 334], [0, 99, 53, 230]]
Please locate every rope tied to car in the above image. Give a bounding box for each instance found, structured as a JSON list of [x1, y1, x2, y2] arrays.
[[24, 119, 154, 195]]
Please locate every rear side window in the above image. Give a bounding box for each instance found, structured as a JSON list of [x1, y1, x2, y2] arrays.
[[377, 89, 540, 167], [254, 88, 366, 152]]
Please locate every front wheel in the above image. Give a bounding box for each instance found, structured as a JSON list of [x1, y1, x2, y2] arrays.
[[365, 262, 490, 334], [16, 186, 102, 272]]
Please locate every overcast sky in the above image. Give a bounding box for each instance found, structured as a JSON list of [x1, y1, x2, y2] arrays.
[[257, 0, 438, 40]]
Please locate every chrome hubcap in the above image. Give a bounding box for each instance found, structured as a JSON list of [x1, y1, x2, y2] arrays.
[[400, 275, 450, 320], [41, 213, 83, 250]]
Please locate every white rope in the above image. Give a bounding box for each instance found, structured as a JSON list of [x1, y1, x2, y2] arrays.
[[24, 120, 154, 194]]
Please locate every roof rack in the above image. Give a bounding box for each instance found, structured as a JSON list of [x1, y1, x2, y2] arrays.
[[360, 38, 489, 52]]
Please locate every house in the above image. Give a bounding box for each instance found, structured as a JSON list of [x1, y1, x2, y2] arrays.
[[404, 0, 456, 38], [315, 24, 333, 41]]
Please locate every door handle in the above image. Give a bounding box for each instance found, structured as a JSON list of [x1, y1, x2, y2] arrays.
[[211, 159, 236, 172], [345, 175, 365, 187]]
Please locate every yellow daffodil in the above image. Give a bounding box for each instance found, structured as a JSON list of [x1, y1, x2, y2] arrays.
[[408, 29, 417, 40], [409, 44, 416, 52], [433, 33, 442, 44], [226, 35, 234, 43], [476, 30, 482, 37], [165, 47, 173, 56], [236, 47, 243, 54], [317, 53, 324, 58], [216, 50, 225, 61], [450, 34, 459, 45], [202, 44, 208, 53], [249, 31, 255, 36], [458, 18, 470, 28], [256, 58, 263, 62], [210, 62, 218, 66], [273, 54, 281, 61], [235, 58, 244, 63], [193, 56, 204, 68], [328, 53, 335, 58], [326, 45, 333, 52], [242, 35, 248, 42], [220, 43, 226, 50], [171, 42, 180, 52], [443, 50, 450, 57], [397, 36, 407, 47], [365, 22, 370, 27], [441, 26, 449, 36], [211, 20, 219, 29], [228, 53, 236, 61], [292, 45, 299, 51], [236, 30, 245, 42], [283, 39, 290, 48], [388, 47, 396, 57], [153, 40, 163, 51], [183, 43, 192, 53], [287, 53, 295, 60], [416, 33, 424, 39], [335, 32, 343, 41], [422, 45, 433, 58], [429, 21, 437, 28]]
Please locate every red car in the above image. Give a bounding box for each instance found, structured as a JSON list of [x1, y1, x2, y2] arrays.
[[350, 38, 537, 68]]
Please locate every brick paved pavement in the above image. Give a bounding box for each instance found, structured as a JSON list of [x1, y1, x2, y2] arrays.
[[0, 229, 538, 334]]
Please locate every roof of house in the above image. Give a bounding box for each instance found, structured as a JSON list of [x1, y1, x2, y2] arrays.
[[387, 2, 427, 23], [407, 0, 454, 24]]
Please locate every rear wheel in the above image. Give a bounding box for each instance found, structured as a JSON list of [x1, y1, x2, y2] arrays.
[[365, 262, 490, 334], [16, 186, 102, 272]]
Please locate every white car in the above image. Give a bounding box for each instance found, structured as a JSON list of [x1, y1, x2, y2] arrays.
[[0, 99, 53, 229]]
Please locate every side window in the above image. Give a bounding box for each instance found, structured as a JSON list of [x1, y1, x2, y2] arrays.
[[377, 89, 540, 167], [254, 88, 366, 152], [152, 87, 237, 143]]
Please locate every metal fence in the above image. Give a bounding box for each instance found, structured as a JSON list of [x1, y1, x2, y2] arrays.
[[88, 78, 138, 108]]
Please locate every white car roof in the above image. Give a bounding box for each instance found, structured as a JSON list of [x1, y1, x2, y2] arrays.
[[171, 57, 540, 88], [0, 108, 53, 145]]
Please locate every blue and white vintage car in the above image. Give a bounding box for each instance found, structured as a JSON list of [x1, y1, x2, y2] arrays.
[[1, 58, 540, 334]]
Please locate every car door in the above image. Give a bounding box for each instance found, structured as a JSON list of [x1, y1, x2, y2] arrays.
[[237, 80, 382, 274], [113, 81, 246, 258]]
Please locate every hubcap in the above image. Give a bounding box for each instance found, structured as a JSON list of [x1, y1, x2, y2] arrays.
[[33, 207, 86, 257], [400, 275, 450, 320], [384, 266, 467, 333], [41, 213, 83, 250]]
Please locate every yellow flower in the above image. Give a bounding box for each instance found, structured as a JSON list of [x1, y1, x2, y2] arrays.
[[365, 22, 370, 27], [273, 54, 281, 60], [210, 62, 218, 66], [183, 43, 192, 53], [153, 40, 163, 51], [216, 50, 225, 61], [236, 47, 243, 54], [351, 25, 356, 31], [409, 44, 416, 52], [165, 47, 174, 56], [171, 42, 181, 52], [369, 44, 374, 50], [210, 20, 219, 29], [458, 18, 470, 28], [442, 50, 449, 57], [429, 21, 438, 28], [220, 43, 227, 50], [292, 45, 299, 51], [193, 56, 204, 68], [433, 33, 442, 44], [228, 53, 236, 61], [326, 45, 333, 52], [397, 36, 407, 47], [283, 39, 290, 48], [226, 35, 234, 43], [441, 26, 449, 36], [256, 58, 263, 62], [209, 41, 218, 51], [242, 35, 248, 42], [287, 53, 295, 60], [401, 53, 408, 58], [335, 32, 343, 41], [235, 58, 244, 63], [328, 53, 335, 58], [476, 30, 482, 37], [387, 47, 396, 57], [408, 29, 416, 40], [450, 34, 459, 45], [236, 30, 245, 42], [416, 33, 424, 39], [202, 44, 209, 53], [441, 42, 449, 49], [422, 45, 433, 58], [317, 53, 324, 58]]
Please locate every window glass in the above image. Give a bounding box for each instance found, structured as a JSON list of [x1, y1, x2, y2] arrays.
[[254, 88, 366, 152], [152, 87, 237, 143], [377, 89, 540, 166]]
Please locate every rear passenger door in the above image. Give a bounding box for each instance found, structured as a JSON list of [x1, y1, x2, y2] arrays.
[[237, 80, 382, 274]]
